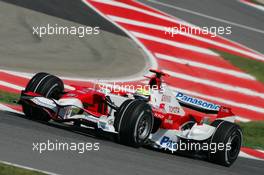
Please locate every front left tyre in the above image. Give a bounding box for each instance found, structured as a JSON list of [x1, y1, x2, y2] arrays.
[[114, 99, 153, 147], [21, 72, 64, 121]]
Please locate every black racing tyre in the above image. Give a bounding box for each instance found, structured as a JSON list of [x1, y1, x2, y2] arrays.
[[115, 99, 153, 147], [209, 120, 242, 167], [113, 99, 133, 131], [22, 72, 64, 121], [25, 72, 50, 92]]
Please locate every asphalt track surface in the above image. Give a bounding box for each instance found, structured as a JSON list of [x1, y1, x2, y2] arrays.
[[139, 0, 264, 54], [0, 0, 146, 78], [0, 111, 263, 175], [0, 0, 264, 175]]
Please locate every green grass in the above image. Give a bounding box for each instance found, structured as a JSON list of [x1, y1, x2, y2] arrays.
[[238, 121, 264, 150], [251, 0, 264, 6], [0, 90, 20, 104], [0, 162, 47, 175], [219, 51, 264, 84]]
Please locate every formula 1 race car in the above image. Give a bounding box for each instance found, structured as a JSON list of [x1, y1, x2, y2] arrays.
[[19, 70, 242, 167]]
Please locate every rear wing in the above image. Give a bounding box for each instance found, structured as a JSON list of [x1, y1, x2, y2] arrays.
[[175, 92, 220, 114]]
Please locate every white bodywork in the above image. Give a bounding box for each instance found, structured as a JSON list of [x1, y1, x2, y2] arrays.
[[27, 84, 235, 152], [149, 85, 185, 116], [28, 93, 127, 133], [149, 123, 216, 152]]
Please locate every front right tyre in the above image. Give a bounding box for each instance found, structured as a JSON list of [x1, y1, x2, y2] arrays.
[[209, 120, 242, 167]]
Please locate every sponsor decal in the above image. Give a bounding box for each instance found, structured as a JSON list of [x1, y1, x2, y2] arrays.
[[153, 111, 165, 119], [168, 106, 180, 113], [161, 95, 171, 103], [176, 92, 220, 110], [164, 118, 173, 124], [160, 136, 177, 150], [98, 121, 107, 129]]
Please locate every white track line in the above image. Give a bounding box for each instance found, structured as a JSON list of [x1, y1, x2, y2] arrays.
[[1, 65, 148, 84], [83, 0, 158, 79], [109, 15, 264, 61], [256, 149, 264, 154], [0, 80, 23, 91], [236, 116, 251, 122], [0, 79, 75, 91], [239, 0, 264, 11], [170, 86, 264, 114], [93, 0, 242, 43], [110, 0, 264, 58], [131, 31, 218, 56], [90, 0, 190, 26], [0, 70, 76, 91], [145, 0, 264, 35], [0, 104, 23, 115], [94, 0, 264, 60], [155, 53, 255, 80], [239, 151, 262, 160], [0, 160, 59, 175], [164, 69, 264, 99], [0, 69, 34, 79]]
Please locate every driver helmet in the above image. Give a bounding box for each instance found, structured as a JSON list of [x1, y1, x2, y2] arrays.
[[134, 88, 150, 101]]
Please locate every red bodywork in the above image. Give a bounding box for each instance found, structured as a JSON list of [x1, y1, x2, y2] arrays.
[[151, 105, 234, 130], [61, 85, 108, 117], [22, 69, 235, 131]]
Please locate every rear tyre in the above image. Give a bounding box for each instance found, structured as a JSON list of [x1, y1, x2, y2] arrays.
[[21, 72, 64, 121], [209, 120, 242, 167], [115, 99, 153, 147]]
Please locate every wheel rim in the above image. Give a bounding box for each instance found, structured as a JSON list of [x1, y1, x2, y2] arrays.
[[137, 114, 151, 140], [227, 133, 241, 160]]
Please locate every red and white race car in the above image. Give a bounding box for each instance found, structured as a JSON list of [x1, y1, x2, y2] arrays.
[[19, 70, 242, 166]]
